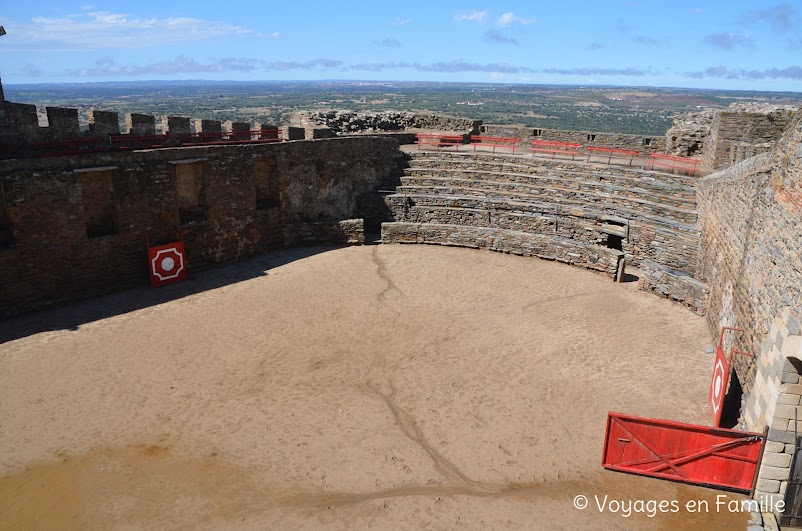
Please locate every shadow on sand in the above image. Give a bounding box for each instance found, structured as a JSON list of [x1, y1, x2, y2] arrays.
[[0, 244, 349, 345]]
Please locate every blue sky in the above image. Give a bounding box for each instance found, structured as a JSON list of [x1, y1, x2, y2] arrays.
[[1, 1, 801, 90]]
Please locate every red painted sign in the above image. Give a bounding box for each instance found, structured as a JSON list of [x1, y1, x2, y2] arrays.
[[602, 412, 764, 493], [147, 241, 187, 287], [709, 346, 731, 427]]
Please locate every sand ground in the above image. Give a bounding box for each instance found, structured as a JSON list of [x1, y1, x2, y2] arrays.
[[0, 244, 749, 529]]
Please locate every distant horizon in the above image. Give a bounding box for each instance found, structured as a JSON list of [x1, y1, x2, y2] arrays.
[[2, 2, 802, 91], [4, 78, 802, 96]]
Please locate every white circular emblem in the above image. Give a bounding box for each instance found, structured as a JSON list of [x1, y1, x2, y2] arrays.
[[151, 248, 185, 281], [162, 256, 175, 271], [713, 374, 722, 398]]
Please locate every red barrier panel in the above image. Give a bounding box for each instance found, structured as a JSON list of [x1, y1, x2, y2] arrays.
[[603, 412, 764, 493], [147, 241, 187, 287], [709, 346, 731, 427], [709, 327, 753, 427]]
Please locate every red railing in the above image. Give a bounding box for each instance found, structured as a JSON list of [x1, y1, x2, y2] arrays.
[[29, 129, 284, 158], [647, 153, 701, 176], [531, 140, 581, 160], [415, 133, 464, 150], [470, 135, 519, 153]]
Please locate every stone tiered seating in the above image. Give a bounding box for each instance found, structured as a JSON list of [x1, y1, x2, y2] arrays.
[[381, 151, 703, 286], [382, 222, 625, 280]]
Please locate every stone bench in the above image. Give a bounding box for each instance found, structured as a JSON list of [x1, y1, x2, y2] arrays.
[[381, 222, 626, 281]]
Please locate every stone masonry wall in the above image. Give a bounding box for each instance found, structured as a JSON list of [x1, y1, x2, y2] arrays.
[[701, 108, 797, 173], [666, 110, 713, 159], [697, 114, 802, 512], [0, 136, 405, 317]]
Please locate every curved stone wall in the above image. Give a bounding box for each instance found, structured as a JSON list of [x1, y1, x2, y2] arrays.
[[381, 151, 707, 312], [382, 222, 624, 279]]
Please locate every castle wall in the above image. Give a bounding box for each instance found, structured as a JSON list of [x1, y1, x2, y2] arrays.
[[697, 115, 802, 511], [701, 109, 797, 173], [0, 136, 405, 317]]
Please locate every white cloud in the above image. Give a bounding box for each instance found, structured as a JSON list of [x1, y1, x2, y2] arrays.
[[496, 12, 536, 27], [393, 18, 411, 26], [6, 11, 269, 50], [454, 11, 488, 24], [70, 56, 259, 76]]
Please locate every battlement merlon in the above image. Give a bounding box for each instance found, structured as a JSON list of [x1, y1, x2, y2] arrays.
[[88, 110, 120, 136], [46, 107, 80, 140]]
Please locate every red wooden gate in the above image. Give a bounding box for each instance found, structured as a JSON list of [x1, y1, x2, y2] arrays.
[[602, 412, 765, 493]]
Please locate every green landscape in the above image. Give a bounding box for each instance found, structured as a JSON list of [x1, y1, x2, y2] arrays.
[[6, 81, 802, 135]]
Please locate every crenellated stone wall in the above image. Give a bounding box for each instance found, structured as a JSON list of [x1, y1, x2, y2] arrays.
[[0, 136, 405, 317], [0, 105, 285, 158]]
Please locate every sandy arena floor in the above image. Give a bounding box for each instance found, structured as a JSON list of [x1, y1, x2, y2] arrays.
[[0, 244, 749, 530]]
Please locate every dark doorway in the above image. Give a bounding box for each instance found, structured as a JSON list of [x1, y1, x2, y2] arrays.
[[719, 368, 743, 429], [605, 234, 623, 251]]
